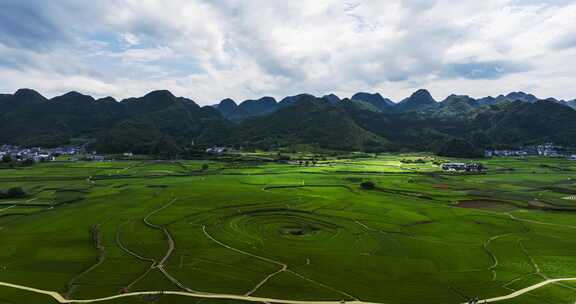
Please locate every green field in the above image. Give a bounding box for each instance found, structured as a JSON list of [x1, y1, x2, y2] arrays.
[[1, 155, 576, 304]]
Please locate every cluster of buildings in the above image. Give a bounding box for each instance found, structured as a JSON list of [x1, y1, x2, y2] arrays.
[[484, 143, 569, 158], [0, 144, 84, 163], [205, 146, 233, 154], [441, 162, 485, 172]]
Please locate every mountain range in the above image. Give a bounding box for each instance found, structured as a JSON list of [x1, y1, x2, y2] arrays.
[[1, 88, 575, 156], [214, 90, 576, 120]]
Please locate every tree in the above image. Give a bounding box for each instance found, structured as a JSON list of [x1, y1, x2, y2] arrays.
[[6, 187, 26, 198], [360, 181, 376, 190], [154, 135, 181, 160], [201, 163, 209, 171], [1, 155, 12, 163]]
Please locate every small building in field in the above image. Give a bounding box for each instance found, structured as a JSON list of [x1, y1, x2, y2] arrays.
[[206, 147, 227, 154], [442, 163, 467, 171], [442, 162, 485, 172], [86, 155, 105, 161], [569, 155, 576, 161]]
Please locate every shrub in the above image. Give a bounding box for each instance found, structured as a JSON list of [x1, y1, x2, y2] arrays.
[[360, 181, 376, 190], [0, 187, 27, 199]]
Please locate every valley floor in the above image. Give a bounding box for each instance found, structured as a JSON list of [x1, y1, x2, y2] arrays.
[[1, 155, 576, 304]]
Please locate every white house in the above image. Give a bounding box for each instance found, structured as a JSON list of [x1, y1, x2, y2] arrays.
[[206, 147, 226, 154]]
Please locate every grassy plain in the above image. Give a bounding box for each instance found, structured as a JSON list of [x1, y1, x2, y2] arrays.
[[1, 155, 576, 304]]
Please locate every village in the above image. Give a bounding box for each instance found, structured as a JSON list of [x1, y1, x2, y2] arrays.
[[2, 143, 576, 165], [0, 144, 106, 163], [485, 143, 576, 159]]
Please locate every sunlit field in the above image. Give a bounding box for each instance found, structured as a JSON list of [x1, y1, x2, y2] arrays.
[[1, 155, 576, 304]]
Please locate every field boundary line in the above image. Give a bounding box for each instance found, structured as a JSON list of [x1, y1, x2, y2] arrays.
[[0, 205, 16, 212], [508, 213, 576, 230], [116, 221, 156, 264], [142, 197, 202, 292], [65, 224, 107, 298], [245, 266, 287, 296], [483, 233, 513, 281], [115, 221, 158, 291]]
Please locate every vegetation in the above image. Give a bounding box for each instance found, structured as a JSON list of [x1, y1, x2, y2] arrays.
[[437, 139, 482, 158], [360, 181, 376, 190], [1, 154, 576, 304], [0, 187, 27, 199], [1, 89, 576, 156]]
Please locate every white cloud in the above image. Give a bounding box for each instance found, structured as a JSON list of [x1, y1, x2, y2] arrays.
[[0, 0, 575, 104], [120, 33, 141, 46]]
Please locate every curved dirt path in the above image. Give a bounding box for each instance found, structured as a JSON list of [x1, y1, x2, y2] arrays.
[[2, 278, 576, 304], [466, 278, 576, 303], [143, 198, 178, 266], [116, 199, 192, 292], [507, 213, 576, 230], [142, 198, 200, 292], [115, 221, 157, 290], [66, 224, 106, 298], [483, 233, 513, 281]]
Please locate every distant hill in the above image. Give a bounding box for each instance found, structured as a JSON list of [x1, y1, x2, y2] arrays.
[[351, 92, 395, 111], [221, 97, 278, 121], [322, 94, 341, 104], [214, 98, 237, 116], [470, 100, 576, 146], [233, 95, 388, 151], [0, 89, 230, 152], [394, 89, 437, 112], [1, 88, 575, 155]]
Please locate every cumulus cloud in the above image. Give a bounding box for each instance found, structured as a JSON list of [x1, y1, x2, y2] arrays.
[[0, 0, 575, 103]]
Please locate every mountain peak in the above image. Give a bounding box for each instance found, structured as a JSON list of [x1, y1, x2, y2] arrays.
[[280, 94, 315, 104], [410, 89, 435, 101], [443, 94, 474, 103], [14, 88, 46, 102], [396, 89, 436, 112], [322, 94, 341, 104], [503, 91, 538, 103], [144, 90, 176, 100], [52, 91, 96, 103], [259, 96, 277, 104], [351, 92, 395, 110], [96, 96, 118, 103], [216, 98, 238, 116], [219, 98, 237, 106]]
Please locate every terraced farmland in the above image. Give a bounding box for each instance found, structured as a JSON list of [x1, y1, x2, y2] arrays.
[[1, 156, 576, 304]]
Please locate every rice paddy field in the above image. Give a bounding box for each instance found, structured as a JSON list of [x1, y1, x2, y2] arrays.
[[1, 155, 576, 304]]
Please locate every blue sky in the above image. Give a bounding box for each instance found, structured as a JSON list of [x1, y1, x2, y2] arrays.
[[0, 0, 575, 104]]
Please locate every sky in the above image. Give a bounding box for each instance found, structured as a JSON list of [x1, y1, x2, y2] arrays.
[[0, 0, 575, 105]]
